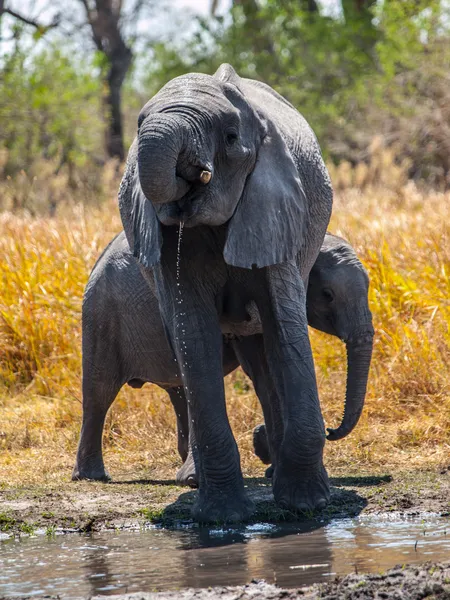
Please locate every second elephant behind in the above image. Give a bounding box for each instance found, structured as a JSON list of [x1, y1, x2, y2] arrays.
[[73, 232, 373, 485]]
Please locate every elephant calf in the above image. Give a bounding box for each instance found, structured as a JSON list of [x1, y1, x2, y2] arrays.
[[73, 232, 373, 485]]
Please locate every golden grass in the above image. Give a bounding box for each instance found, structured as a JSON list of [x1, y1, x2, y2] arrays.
[[1, 155, 449, 486]]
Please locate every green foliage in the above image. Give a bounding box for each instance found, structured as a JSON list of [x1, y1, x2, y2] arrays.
[[0, 512, 16, 532], [45, 524, 56, 537], [142, 0, 381, 140], [19, 521, 36, 535], [140, 0, 449, 180], [1, 0, 449, 189], [139, 506, 166, 522], [0, 43, 103, 176]]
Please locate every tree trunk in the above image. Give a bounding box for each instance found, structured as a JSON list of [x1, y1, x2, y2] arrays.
[[80, 0, 133, 161], [104, 47, 132, 161]]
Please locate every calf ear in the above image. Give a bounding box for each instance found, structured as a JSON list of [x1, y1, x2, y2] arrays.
[[224, 118, 307, 269], [118, 139, 162, 268]]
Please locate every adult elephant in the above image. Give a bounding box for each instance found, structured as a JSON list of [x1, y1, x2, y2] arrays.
[[118, 64, 333, 522]]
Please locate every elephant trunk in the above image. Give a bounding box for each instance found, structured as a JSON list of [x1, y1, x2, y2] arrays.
[[327, 328, 374, 441], [138, 114, 191, 205]]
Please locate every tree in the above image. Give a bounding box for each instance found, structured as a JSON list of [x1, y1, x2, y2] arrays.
[[80, 0, 133, 161], [0, 44, 103, 177], [0, 0, 60, 37], [1, 0, 152, 162], [341, 0, 378, 51]]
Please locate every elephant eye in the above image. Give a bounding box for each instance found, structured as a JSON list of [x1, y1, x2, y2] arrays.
[[225, 131, 238, 146], [322, 288, 334, 303]]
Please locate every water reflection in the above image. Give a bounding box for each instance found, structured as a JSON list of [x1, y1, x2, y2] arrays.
[[79, 541, 124, 596], [0, 515, 449, 598]]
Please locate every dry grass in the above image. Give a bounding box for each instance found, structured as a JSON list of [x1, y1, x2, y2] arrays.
[[1, 150, 449, 487]]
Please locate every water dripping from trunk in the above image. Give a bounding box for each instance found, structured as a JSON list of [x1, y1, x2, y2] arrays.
[[175, 222, 190, 400], [176, 221, 184, 283]]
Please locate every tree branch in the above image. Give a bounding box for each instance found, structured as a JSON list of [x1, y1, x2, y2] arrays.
[[3, 7, 60, 30]]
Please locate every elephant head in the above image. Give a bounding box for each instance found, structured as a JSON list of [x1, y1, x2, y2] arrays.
[[119, 64, 307, 269], [307, 233, 374, 441]]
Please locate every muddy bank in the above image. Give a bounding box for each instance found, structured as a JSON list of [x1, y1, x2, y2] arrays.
[[87, 563, 450, 600], [1, 563, 449, 599], [0, 470, 449, 536]]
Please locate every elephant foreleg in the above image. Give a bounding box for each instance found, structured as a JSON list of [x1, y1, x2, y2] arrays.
[[166, 343, 240, 489], [256, 262, 330, 512], [154, 262, 254, 523]]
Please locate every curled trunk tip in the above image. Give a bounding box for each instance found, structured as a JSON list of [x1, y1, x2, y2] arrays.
[[327, 335, 373, 442]]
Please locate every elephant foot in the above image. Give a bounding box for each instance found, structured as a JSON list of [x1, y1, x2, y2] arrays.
[[72, 462, 111, 482], [192, 490, 254, 524], [176, 453, 198, 488], [273, 461, 330, 513], [253, 423, 271, 464]]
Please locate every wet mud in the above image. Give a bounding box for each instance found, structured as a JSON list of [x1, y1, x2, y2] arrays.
[[88, 563, 450, 600], [0, 470, 449, 536], [1, 563, 450, 599]]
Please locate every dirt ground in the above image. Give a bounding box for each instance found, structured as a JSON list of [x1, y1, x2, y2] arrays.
[[0, 468, 449, 535]]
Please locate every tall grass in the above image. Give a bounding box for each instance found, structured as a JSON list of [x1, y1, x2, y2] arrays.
[[1, 149, 449, 485]]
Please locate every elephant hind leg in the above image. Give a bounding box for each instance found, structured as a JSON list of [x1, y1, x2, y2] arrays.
[[253, 423, 271, 465], [252, 424, 275, 476], [232, 335, 283, 473], [166, 387, 198, 488], [72, 376, 121, 482]]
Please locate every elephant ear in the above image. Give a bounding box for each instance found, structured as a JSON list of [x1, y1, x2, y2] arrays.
[[118, 138, 162, 268], [223, 118, 307, 269]]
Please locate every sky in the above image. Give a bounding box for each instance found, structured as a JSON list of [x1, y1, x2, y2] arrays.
[[179, 0, 230, 13]]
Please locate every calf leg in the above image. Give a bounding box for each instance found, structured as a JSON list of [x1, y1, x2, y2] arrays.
[[72, 376, 121, 481], [166, 386, 198, 488]]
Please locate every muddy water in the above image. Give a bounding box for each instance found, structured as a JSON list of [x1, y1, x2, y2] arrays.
[[1, 515, 449, 598]]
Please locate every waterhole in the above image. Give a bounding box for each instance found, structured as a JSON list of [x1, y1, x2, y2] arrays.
[[1, 514, 449, 597]]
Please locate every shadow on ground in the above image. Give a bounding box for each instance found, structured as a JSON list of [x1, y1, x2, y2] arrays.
[[110, 479, 179, 486], [144, 475, 372, 528], [330, 475, 393, 487]]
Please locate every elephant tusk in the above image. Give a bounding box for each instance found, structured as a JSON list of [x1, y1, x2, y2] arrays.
[[199, 170, 212, 184]]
